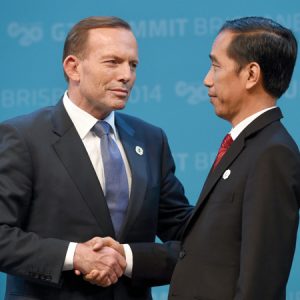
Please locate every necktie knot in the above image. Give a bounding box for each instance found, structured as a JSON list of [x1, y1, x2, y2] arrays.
[[93, 121, 111, 138], [213, 133, 233, 170]]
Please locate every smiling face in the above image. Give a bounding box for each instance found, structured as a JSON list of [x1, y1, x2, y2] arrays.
[[64, 27, 139, 119], [203, 30, 249, 126]]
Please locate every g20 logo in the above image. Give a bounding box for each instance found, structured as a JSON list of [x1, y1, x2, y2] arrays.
[[7, 22, 43, 46]]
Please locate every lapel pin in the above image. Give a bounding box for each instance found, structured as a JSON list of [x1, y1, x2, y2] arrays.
[[222, 169, 231, 180], [135, 146, 143, 155]]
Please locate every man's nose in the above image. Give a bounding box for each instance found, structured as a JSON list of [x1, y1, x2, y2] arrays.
[[203, 67, 213, 87], [118, 63, 132, 83]]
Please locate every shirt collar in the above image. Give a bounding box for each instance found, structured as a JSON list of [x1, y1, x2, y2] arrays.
[[230, 106, 276, 140], [62, 91, 117, 139]]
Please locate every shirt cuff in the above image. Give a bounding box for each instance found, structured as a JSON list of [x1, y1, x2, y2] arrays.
[[63, 242, 77, 271], [123, 244, 133, 277]]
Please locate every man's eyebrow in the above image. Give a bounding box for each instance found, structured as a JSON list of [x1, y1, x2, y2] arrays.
[[209, 54, 219, 64], [101, 54, 120, 60], [101, 55, 139, 64]]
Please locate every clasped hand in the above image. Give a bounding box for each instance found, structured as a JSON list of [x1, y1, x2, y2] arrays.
[[73, 237, 126, 287]]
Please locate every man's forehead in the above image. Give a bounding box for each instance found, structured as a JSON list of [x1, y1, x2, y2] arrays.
[[86, 27, 137, 49], [211, 31, 235, 54]]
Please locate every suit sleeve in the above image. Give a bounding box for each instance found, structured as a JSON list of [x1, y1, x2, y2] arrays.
[[129, 129, 193, 286], [157, 129, 194, 241], [235, 144, 300, 299], [0, 123, 69, 286], [130, 241, 181, 286]]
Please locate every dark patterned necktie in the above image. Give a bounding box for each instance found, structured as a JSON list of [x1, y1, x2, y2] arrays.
[[212, 133, 233, 170], [93, 121, 129, 237]]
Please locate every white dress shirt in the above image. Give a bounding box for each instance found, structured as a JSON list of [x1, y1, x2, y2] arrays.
[[229, 107, 276, 140], [62, 91, 133, 276]]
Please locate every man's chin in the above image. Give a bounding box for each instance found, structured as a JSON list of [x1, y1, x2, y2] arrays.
[[213, 107, 224, 118], [112, 100, 127, 111]]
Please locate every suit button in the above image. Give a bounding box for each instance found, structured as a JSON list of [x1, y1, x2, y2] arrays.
[[179, 249, 186, 259], [45, 275, 52, 281]]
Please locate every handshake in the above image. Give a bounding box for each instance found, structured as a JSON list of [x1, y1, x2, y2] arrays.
[[73, 237, 126, 287]]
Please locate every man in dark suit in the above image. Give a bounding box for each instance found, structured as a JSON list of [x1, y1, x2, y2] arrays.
[[0, 16, 193, 299], [169, 16, 300, 300]]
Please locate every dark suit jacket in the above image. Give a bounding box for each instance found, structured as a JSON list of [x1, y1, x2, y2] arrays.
[[169, 108, 300, 300], [0, 100, 192, 300]]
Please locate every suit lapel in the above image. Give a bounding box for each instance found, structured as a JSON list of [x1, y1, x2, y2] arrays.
[[196, 137, 245, 210], [115, 114, 148, 241], [182, 107, 283, 237], [51, 101, 115, 237]]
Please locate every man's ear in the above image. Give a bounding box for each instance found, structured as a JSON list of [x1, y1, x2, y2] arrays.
[[245, 62, 261, 90], [63, 55, 81, 82]]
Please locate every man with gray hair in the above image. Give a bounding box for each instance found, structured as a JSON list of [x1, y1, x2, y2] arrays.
[[0, 16, 192, 300]]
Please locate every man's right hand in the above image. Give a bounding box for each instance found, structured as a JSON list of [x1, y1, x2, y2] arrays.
[[86, 236, 125, 258], [73, 237, 126, 287]]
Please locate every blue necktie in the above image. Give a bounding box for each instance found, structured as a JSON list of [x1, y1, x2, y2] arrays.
[[93, 121, 129, 237]]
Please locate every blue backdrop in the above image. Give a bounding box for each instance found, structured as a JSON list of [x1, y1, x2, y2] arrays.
[[1, 0, 300, 299]]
